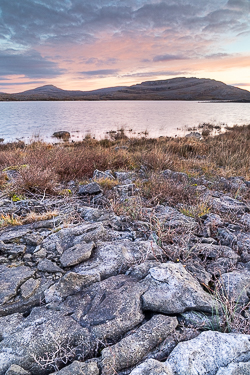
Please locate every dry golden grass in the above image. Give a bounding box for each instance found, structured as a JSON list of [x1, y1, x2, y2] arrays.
[[0, 125, 249, 195]]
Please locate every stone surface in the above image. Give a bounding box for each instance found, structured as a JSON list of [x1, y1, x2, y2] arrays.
[[51, 360, 99, 375], [0, 227, 31, 243], [5, 365, 31, 375], [220, 270, 250, 304], [216, 362, 250, 375], [142, 262, 215, 314], [204, 213, 223, 227], [64, 275, 147, 342], [166, 331, 250, 375], [101, 315, 178, 373], [74, 240, 164, 280], [37, 259, 63, 273], [237, 232, 250, 253], [93, 169, 114, 180], [20, 278, 40, 299], [0, 307, 91, 375], [44, 272, 99, 303], [211, 195, 248, 214], [78, 182, 102, 195], [144, 205, 197, 231], [0, 265, 35, 305], [60, 241, 95, 268], [130, 359, 173, 375]]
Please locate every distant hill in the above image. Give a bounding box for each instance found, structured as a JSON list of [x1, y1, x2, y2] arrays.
[[1, 77, 250, 101]]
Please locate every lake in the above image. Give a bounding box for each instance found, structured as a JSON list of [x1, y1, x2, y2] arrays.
[[0, 100, 250, 142]]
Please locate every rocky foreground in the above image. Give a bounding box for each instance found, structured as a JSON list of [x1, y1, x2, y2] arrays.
[[0, 168, 250, 375]]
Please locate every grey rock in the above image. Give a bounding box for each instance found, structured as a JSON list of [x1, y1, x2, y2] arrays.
[[51, 360, 99, 375], [43, 223, 105, 253], [142, 262, 215, 314], [101, 315, 177, 373], [0, 278, 53, 317], [237, 232, 250, 252], [192, 244, 239, 275], [0, 307, 91, 375], [217, 228, 237, 247], [0, 242, 26, 257], [180, 311, 221, 331], [220, 270, 250, 304], [5, 365, 31, 375], [144, 205, 197, 231], [20, 278, 40, 299], [113, 184, 136, 197], [185, 132, 202, 139], [193, 244, 238, 260], [22, 233, 43, 246], [52, 131, 70, 140], [204, 213, 223, 227], [93, 169, 114, 180], [216, 362, 250, 374], [74, 240, 164, 281], [60, 242, 95, 268], [240, 213, 250, 229], [130, 359, 173, 375], [37, 259, 63, 273], [0, 313, 25, 340], [33, 248, 46, 259], [0, 265, 35, 305], [78, 182, 102, 195], [114, 172, 135, 182], [166, 331, 250, 375], [185, 262, 212, 286], [0, 227, 31, 243], [44, 272, 99, 303], [211, 195, 248, 214], [64, 275, 147, 342]]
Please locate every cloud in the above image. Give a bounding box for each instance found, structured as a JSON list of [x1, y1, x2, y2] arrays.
[[84, 57, 118, 65], [153, 54, 187, 62], [205, 53, 230, 59], [231, 82, 250, 86], [79, 69, 119, 77], [122, 70, 188, 78], [0, 50, 64, 78], [0, 80, 46, 86]]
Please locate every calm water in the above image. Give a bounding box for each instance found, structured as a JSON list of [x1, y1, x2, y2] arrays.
[[0, 101, 250, 142]]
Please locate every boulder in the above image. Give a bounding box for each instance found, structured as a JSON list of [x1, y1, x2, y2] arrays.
[[101, 315, 177, 373], [78, 182, 102, 195], [130, 359, 173, 375], [37, 259, 63, 273], [52, 131, 70, 140], [142, 262, 215, 314], [211, 195, 248, 214], [63, 274, 147, 342], [216, 362, 250, 375], [93, 169, 114, 180], [5, 365, 31, 375], [0, 307, 91, 375], [73, 240, 164, 281], [0, 265, 35, 305], [60, 241, 95, 268], [144, 205, 197, 231], [51, 360, 99, 375], [219, 270, 250, 304], [166, 331, 250, 375]]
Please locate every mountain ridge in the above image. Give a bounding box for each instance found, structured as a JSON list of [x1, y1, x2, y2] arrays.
[[1, 77, 250, 101]]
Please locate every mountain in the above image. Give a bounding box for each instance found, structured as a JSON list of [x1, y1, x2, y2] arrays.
[[1, 77, 250, 101]]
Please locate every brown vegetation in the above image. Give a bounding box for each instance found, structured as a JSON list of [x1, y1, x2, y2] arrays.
[[0, 124, 249, 196]]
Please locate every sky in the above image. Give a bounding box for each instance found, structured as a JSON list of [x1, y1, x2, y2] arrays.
[[0, 0, 250, 93]]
